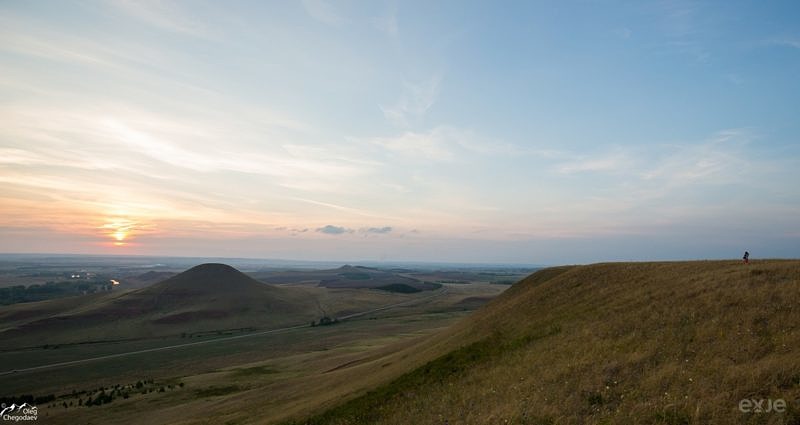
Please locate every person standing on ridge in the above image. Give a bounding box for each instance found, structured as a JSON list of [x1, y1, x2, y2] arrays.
[[743, 251, 750, 264]]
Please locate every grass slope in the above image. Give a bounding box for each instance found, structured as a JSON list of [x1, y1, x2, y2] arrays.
[[288, 260, 800, 425]]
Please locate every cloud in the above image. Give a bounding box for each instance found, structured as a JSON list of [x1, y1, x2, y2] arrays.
[[364, 226, 392, 234], [288, 227, 309, 236], [639, 129, 754, 185], [380, 74, 442, 127], [108, 0, 213, 37], [553, 130, 757, 184], [370, 126, 458, 161], [493, 128, 797, 239], [368, 125, 550, 162], [0, 21, 142, 71], [0, 96, 390, 241], [302, 0, 345, 26], [316, 224, 351, 235], [0, 101, 370, 189], [556, 151, 634, 174], [316, 225, 393, 236]]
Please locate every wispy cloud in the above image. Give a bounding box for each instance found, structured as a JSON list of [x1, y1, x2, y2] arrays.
[[367, 126, 554, 162], [639, 129, 755, 185], [556, 151, 634, 174], [0, 95, 386, 241], [475, 128, 800, 240], [554, 130, 756, 183], [0, 24, 128, 69], [380, 74, 442, 127], [0, 14, 208, 89], [369, 126, 458, 161], [107, 0, 213, 37], [0, 99, 365, 182]]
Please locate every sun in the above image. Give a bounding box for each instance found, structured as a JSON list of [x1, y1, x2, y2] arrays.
[[102, 218, 136, 247]]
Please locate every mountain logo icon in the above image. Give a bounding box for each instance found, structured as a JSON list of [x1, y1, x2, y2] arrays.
[[1, 402, 38, 421]]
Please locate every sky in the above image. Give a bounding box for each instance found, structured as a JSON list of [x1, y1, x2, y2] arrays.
[[1, 1, 799, 264]]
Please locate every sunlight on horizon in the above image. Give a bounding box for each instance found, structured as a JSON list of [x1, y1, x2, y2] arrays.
[[102, 218, 137, 247]]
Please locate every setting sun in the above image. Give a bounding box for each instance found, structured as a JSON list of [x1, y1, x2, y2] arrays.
[[101, 218, 137, 247], [112, 230, 127, 246]]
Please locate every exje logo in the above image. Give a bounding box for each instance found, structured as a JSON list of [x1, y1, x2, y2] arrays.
[[739, 398, 787, 413], [0, 403, 38, 422]]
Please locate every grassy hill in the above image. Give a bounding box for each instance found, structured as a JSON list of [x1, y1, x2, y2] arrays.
[[114, 263, 317, 325], [0, 264, 323, 346], [288, 260, 800, 424]]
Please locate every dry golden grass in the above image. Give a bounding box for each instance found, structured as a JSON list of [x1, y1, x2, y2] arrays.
[[290, 260, 800, 425]]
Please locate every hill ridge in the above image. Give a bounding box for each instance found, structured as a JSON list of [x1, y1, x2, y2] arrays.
[[289, 260, 800, 425]]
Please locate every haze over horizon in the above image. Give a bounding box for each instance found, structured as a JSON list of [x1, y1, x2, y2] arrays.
[[1, 1, 798, 264]]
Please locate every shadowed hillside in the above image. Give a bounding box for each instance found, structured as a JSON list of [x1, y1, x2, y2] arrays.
[[288, 260, 800, 424], [0, 264, 322, 346], [133, 263, 281, 311], [118, 263, 312, 324], [121, 270, 177, 289]]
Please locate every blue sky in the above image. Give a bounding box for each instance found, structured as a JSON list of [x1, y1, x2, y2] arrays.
[[0, 1, 798, 264]]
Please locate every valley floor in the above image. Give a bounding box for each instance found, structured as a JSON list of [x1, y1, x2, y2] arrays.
[[0, 282, 504, 424]]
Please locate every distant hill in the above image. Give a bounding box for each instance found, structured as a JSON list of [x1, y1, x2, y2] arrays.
[[290, 260, 800, 425], [136, 263, 277, 303], [115, 263, 304, 323], [0, 264, 322, 345], [253, 265, 438, 291], [120, 270, 176, 289]]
